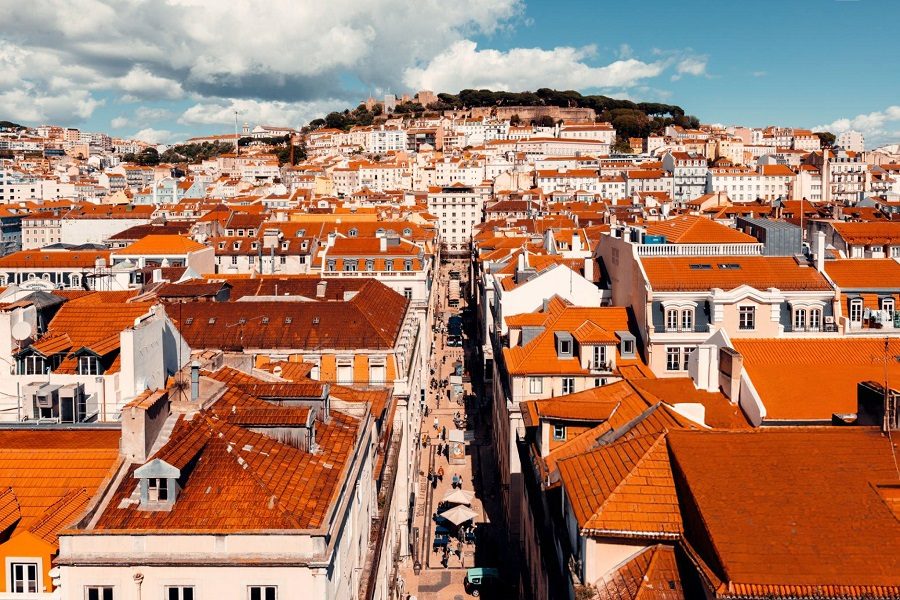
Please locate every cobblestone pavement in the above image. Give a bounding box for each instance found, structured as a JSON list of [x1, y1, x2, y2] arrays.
[[396, 259, 502, 600]]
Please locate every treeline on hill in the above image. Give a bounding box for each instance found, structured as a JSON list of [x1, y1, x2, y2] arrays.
[[304, 88, 700, 143], [158, 141, 234, 164]]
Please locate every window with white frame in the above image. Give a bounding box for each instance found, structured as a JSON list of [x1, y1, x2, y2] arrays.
[[165, 587, 194, 600], [849, 298, 863, 323], [738, 306, 755, 330], [368, 357, 386, 384], [9, 561, 39, 593], [147, 478, 169, 502], [809, 308, 821, 331], [78, 355, 101, 375], [249, 587, 277, 600], [336, 357, 353, 384], [682, 347, 692, 371], [666, 347, 681, 371], [561, 377, 575, 395], [881, 297, 895, 320], [553, 424, 566, 441], [681, 308, 694, 331], [793, 308, 807, 331], [665, 309, 678, 332], [529, 377, 543, 394], [592, 345, 607, 369], [86, 586, 114, 600]]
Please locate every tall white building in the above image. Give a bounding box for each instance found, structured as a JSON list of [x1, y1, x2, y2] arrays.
[[837, 130, 865, 153], [427, 184, 485, 255]]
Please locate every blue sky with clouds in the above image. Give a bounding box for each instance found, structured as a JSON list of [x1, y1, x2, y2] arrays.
[[2, 0, 898, 146]]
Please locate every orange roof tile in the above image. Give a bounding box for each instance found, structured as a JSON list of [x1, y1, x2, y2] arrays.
[[558, 432, 682, 538], [644, 216, 757, 244], [641, 256, 831, 292], [670, 429, 900, 597], [596, 545, 685, 600], [121, 234, 206, 255], [825, 259, 900, 289], [733, 338, 900, 421]]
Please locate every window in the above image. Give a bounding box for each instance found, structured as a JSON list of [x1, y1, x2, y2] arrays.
[[561, 377, 575, 395], [681, 309, 694, 331], [882, 297, 895, 320], [665, 309, 678, 332], [337, 357, 353, 384], [739, 306, 755, 330], [231, 255, 238, 265], [793, 308, 807, 331], [559, 340, 571, 355], [529, 377, 543, 394], [553, 425, 566, 441], [592, 345, 607, 369], [682, 347, 692, 371], [165, 587, 194, 600], [849, 298, 863, 323], [385, 260, 393, 272], [809, 308, 821, 331], [86, 586, 114, 600], [404, 260, 413, 272], [10, 561, 38, 593], [78, 355, 101, 375], [148, 478, 168, 502], [249, 587, 277, 600], [19, 355, 46, 375], [403, 288, 413, 300], [344, 260, 358, 272], [666, 347, 681, 371]]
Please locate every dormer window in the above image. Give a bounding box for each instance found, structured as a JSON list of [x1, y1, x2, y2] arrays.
[[78, 355, 102, 376], [251, 242, 258, 250], [233, 241, 240, 250], [348, 228, 358, 237], [134, 458, 180, 511], [617, 331, 636, 359], [555, 332, 573, 358]]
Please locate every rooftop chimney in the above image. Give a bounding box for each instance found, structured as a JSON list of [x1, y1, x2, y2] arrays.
[[379, 236, 387, 252], [815, 230, 826, 272], [190, 361, 200, 402]]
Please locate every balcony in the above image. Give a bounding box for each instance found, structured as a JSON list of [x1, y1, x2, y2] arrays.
[[635, 243, 764, 257]]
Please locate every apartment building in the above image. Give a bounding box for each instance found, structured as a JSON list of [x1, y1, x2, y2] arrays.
[[427, 184, 485, 255]]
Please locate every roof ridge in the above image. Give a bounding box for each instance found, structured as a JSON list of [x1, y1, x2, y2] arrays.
[[587, 432, 669, 526]]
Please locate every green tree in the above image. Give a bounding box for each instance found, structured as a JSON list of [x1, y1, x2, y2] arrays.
[[815, 131, 836, 147]]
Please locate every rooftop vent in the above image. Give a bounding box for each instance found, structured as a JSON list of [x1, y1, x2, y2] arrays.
[[284, 317, 292, 324], [313, 317, 320, 325], [208, 317, 216, 325], [261, 317, 269, 324]]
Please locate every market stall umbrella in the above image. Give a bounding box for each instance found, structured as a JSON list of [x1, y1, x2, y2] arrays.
[[441, 488, 475, 506], [439, 504, 478, 526]]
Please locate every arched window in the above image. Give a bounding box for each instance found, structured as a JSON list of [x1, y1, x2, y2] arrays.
[[809, 308, 821, 331], [666, 309, 679, 332], [681, 309, 694, 332], [793, 308, 807, 331]]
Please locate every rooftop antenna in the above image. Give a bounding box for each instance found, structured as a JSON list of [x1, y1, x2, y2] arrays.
[[233, 109, 244, 156]]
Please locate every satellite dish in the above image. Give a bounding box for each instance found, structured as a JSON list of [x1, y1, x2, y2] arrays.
[[11, 321, 32, 342]]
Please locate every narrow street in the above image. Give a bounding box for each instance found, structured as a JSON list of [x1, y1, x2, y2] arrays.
[[397, 258, 504, 599]]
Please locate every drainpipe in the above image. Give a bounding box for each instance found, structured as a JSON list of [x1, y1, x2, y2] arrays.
[[133, 572, 144, 600]]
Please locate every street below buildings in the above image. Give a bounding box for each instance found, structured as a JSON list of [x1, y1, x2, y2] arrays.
[[397, 258, 506, 599]]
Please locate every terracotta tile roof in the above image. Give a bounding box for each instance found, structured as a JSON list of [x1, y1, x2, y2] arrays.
[[0, 429, 119, 537], [0, 249, 111, 269], [174, 280, 406, 351], [95, 410, 360, 532], [522, 382, 636, 427], [733, 338, 900, 421], [0, 487, 21, 532], [28, 488, 91, 545], [669, 429, 900, 597], [832, 220, 900, 245], [557, 432, 682, 538], [45, 302, 153, 348], [641, 256, 832, 292], [595, 545, 685, 600], [644, 216, 757, 244], [120, 234, 206, 255], [825, 259, 900, 289], [629, 378, 750, 429], [503, 301, 636, 376]]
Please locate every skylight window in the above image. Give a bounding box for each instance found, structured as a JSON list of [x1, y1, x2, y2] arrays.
[[284, 317, 292, 324], [689, 264, 712, 270], [718, 263, 742, 270], [261, 317, 269, 324], [208, 318, 216, 325], [184, 318, 193, 325]]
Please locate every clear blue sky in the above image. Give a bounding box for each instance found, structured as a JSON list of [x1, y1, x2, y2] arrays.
[[3, 0, 898, 145]]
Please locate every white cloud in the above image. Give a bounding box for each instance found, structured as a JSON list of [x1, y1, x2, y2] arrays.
[[752, 70, 767, 78], [404, 41, 666, 92], [110, 116, 129, 129], [132, 127, 180, 145], [814, 105, 900, 148], [671, 56, 708, 81], [118, 66, 184, 101], [179, 98, 346, 128]]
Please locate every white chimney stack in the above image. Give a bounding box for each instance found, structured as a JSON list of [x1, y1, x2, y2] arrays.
[[816, 230, 826, 272]]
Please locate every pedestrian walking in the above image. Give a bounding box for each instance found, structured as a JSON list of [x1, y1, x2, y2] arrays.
[[437, 466, 444, 481], [433, 416, 439, 430], [441, 425, 447, 441]]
